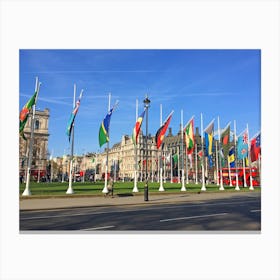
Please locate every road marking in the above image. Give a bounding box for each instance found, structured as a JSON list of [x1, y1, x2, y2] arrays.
[[160, 212, 228, 223], [250, 209, 261, 212], [82, 225, 115, 230], [21, 199, 259, 220]]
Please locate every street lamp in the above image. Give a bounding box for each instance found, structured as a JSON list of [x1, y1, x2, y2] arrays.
[[143, 95, 151, 201]]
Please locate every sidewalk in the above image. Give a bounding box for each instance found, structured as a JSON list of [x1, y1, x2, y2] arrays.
[[19, 191, 260, 211]]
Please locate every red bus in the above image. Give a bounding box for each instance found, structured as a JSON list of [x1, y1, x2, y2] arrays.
[[219, 167, 260, 187]]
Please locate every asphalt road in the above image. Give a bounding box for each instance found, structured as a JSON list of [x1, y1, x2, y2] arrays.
[[20, 193, 261, 231]]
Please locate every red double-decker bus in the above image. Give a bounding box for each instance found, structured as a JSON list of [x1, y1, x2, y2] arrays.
[[219, 167, 260, 187]]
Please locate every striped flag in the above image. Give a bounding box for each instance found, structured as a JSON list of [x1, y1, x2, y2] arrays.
[[204, 119, 214, 167], [19, 90, 38, 140], [185, 117, 195, 155], [155, 111, 173, 149], [221, 123, 231, 157], [99, 101, 118, 148], [132, 110, 145, 145], [237, 129, 248, 160], [66, 91, 83, 142], [228, 146, 235, 168], [250, 132, 261, 162], [99, 107, 114, 147]]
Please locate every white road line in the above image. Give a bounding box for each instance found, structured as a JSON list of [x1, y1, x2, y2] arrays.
[[160, 212, 228, 223], [250, 209, 261, 212], [21, 199, 259, 221], [82, 225, 115, 231]]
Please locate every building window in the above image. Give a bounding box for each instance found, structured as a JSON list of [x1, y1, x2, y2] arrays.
[[35, 119, 40, 130]]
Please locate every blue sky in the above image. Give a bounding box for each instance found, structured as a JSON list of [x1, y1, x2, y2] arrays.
[[19, 49, 261, 157]]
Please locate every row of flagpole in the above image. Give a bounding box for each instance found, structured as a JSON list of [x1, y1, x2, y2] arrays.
[[20, 78, 260, 196]]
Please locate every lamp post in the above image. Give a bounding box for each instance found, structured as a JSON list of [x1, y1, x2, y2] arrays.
[[143, 95, 151, 201]]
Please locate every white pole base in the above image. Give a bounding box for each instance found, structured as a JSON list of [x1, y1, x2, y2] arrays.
[[102, 187, 109, 193], [132, 186, 139, 192], [22, 188, 31, 196], [235, 186, 240, 191], [66, 187, 74, 194], [249, 186, 254, 190], [201, 186, 207, 191], [219, 186, 225, 191], [159, 185, 165, 191], [181, 186, 186, 191]]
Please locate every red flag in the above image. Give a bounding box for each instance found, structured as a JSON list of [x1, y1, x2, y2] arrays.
[[250, 133, 261, 162], [132, 110, 145, 145], [155, 111, 173, 149]]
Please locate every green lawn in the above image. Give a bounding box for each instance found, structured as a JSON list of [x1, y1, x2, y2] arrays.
[[19, 181, 260, 197]]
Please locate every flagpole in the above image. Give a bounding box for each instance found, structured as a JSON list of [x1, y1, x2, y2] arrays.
[[218, 116, 224, 190], [37, 151, 41, 183], [66, 84, 76, 194], [228, 157, 232, 186], [247, 123, 254, 190], [205, 154, 208, 184], [159, 104, 164, 191], [258, 155, 261, 186], [62, 149, 66, 183], [170, 148, 173, 184], [195, 144, 198, 184], [234, 120, 240, 190], [180, 110, 186, 191], [102, 93, 111, 193], [200, 113, 206, 191], [242, 158, 247, 187], [50, 149, 54, 183], [133, 99, 139, 192], [163, 145, 166, 183], [177, 146, 180, 184], [215, 141, 219, 185], [185, 115, 189, 186], [22, 77, 41, 196]]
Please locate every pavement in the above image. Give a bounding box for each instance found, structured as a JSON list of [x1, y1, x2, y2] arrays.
[[19, 191, 260, 211]]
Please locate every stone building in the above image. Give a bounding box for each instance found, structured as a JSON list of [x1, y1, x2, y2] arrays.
[[50, 126, 235, 183], [19, 109, 50, 180]]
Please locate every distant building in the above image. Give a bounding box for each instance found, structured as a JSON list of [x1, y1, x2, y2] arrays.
[[50, 126, 235, 183], [19, 109, 50, 180]]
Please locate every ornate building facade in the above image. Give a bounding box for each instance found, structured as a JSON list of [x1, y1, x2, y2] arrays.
[[19, 109, 50, 179], [52, 127, 221, 183]]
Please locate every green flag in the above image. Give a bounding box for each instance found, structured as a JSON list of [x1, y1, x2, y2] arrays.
[[221, 123, 231, 157], [172, 153, 178, 163], [19, 90, 38, 139]]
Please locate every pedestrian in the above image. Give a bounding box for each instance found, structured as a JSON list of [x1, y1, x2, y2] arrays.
[[90, 174, 93, 182], [106, 177, 114, 198], [20, 175, 23, 184]]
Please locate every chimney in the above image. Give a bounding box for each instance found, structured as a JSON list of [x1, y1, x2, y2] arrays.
[[168, 127, 172, 136], [195, 127, 200, 136]]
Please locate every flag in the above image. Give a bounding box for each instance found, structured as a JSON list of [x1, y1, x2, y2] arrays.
[[204, 120, 214, 167], [155, 111, 173, 149], [66, 92, 83, 142], [250, 132, 261, 162], [221, 123, 230, 157], [19, 90, 38, 140], [188, 154, 193, 169], [219, 149, 225, 167], [197, 150, 203, 159], [228, 146, 235, 168], [172, 153, 178, 165], [197, 150, 203, 166], [99, 107, 114, 147], [132, 110, 145, 145], [185, 118, 195, 155], [237, 130, 248, 160]]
